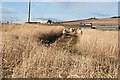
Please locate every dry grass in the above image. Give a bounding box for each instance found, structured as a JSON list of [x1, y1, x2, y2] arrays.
[[2, 24, 119, 78], [12, 44, 94, 78], [76, 29, 119, 58], [0, 24, 2, 79], [2, 24, 64, 77]]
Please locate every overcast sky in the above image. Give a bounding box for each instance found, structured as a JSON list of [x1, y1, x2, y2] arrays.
[[1, 2, 119, 23]]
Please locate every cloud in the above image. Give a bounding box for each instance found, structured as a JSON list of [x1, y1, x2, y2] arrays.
[[0, 7, 16, 14]]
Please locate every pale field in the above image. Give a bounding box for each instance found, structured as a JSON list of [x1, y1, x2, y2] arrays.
[[62, 18, 118, 26], [2, 24, 119, 78]]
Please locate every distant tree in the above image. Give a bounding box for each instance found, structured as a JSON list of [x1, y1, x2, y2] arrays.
[[7, 21, 9, 24], [47, 19, 52, 24], [93, 17, 96, 19], [88, 17, 96, 20]]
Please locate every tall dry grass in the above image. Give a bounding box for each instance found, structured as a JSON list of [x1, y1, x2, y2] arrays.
[[0, 24, 2, 79], [2, 24, 119, 78], [12, 43, 94, 78], [76, 29, 119, 58], [76, 29, 119, 78], [2, 24, 64, 77]]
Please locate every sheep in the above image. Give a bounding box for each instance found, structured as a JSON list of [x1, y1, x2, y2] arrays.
[[62, 29, 69, 38], [69, 28, 73, 32], [77, 30, 83, 35], [62, 29, 67, 35], [69, 28, 75, 33]]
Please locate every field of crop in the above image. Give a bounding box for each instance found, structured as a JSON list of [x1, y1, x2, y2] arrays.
[[1, 24, 119, 78], [61, 18, 118, 26]]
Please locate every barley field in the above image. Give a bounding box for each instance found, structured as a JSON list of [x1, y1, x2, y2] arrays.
[[2, 24, 119, 78]]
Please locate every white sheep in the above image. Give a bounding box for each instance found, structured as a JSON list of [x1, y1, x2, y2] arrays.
[[77, 30, 83, 35], [69, 28, 75, 33], [62, 29, 67, 34]]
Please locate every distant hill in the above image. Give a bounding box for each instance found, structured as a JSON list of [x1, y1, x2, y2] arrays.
[[111, 16, 120, 18], [60, 18, 119, 26]]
